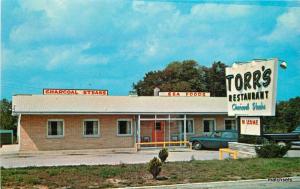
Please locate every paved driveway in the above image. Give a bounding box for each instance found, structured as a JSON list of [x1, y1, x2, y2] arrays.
[[0, 149, 220, 168]]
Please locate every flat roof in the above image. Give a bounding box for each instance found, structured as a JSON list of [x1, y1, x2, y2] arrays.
[[12, 95, 228, 115]]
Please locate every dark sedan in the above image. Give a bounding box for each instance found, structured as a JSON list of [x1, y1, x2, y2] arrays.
[[189, 130, 238, 150]]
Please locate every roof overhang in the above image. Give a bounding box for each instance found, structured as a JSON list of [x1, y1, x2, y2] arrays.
[[12, 111, 228, 116]]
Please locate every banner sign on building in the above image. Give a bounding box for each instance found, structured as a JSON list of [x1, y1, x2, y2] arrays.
[[43, 89, 108, 96], [240, 117, 261, 136], [159, 92, 210, 97], [226, 59, 278, 116]]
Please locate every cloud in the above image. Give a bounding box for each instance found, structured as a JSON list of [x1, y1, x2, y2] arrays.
[[10, 0, 126, 44], [3, 43, 108, 71], [6, 1, 262, 67], [46, 43, 109, 70], [132, 1, 176, 14], [262, 8, 300, 44], [190, 4, 251, 19], [5, 1, 293, 68]]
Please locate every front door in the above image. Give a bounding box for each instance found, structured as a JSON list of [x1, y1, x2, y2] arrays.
[[152, 121, 165, 142]]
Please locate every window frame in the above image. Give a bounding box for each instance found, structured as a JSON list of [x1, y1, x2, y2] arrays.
[[117, 119, 133, 136], [82, 119, 100, 137], [46, 119, 64, 138], [224, 118, 237, 131], [202, 118, 216, 133], [178, 119, 195, 135]]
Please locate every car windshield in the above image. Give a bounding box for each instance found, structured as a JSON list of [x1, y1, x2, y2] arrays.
[[210, 131, 237, 138]]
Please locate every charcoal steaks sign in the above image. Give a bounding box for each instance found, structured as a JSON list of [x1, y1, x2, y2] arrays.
[[226, 59, 278, 116], [43, 89, 108, 96]]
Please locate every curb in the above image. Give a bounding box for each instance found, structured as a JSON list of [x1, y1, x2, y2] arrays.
[[122, 177, 300, 189]]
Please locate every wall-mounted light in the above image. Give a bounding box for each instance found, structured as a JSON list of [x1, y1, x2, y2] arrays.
[[279, 60, 287, 69]]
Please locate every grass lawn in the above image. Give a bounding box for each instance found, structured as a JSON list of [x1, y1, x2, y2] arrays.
[[1, 158, 300, 188]]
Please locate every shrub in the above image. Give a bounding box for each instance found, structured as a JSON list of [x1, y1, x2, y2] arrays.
[[239, 135, 267, 144], [158, 148, 169, 163], [148, 157, 162, 179], [255, 143, 291, 158]]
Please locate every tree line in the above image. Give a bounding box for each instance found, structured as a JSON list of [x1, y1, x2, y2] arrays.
[[263, 97, 300, 133], [1, 99, 17, 133], [133, 60, 227, 97]]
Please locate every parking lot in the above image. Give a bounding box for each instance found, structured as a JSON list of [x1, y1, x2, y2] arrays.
[[1, 148, 221, 168], [1, 145, 300, 168]]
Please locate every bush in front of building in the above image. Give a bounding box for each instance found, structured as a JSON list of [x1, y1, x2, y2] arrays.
[[158, 148, 169, 163], [255, 143, 291, 158], [148, 157, 162, 179], [238, 135, 267, 144]]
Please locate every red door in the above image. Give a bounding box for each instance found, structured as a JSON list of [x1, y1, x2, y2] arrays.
[[152, 121, 165, 142]]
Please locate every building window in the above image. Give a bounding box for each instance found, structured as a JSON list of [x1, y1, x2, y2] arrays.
[[225, 119, 237, 130], [179, 120, 194, 134], [117, 119, 132, 136], [47, 120, 64, 137], [83, 120, 99, 137], [203, 119, 216, 133]]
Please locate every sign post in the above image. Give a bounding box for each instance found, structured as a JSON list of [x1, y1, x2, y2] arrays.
[[225, 59, 278, 138]]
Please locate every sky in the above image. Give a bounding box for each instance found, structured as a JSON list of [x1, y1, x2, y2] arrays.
[[1, 0, 300, 101]]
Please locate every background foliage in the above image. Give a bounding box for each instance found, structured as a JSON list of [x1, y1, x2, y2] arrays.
[[133, 60, 226, 97], [0, 99, 17, 133], [263, 97, 300, 133]]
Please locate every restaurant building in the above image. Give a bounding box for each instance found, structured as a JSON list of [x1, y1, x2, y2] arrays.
[[12, 91, 236, 151]]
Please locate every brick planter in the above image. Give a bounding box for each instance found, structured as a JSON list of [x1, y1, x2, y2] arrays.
[[228, 142, 262, 158]]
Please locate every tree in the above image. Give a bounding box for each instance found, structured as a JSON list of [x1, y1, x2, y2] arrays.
[[0, 99, 17, 134], [147, 157, 162, 179], [204, 61, 227, 97], [133, 60, 224, 96], [263, 97, 300, 133], [158, 148, 168, 163]]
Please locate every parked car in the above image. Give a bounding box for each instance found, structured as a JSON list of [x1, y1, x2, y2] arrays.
[[263, 126, 300, 146], [189, 130, 238, 150]]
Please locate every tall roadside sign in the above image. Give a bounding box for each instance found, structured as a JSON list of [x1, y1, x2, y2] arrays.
[[225, 58, 278, 136]]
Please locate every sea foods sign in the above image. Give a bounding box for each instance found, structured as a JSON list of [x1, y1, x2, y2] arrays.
[[226, 59, 278, 116], [159, 92, 210, 97]]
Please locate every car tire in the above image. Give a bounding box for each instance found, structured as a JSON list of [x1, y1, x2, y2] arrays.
[[277, 141, 287, 146], [193, 141, 202, 150]]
